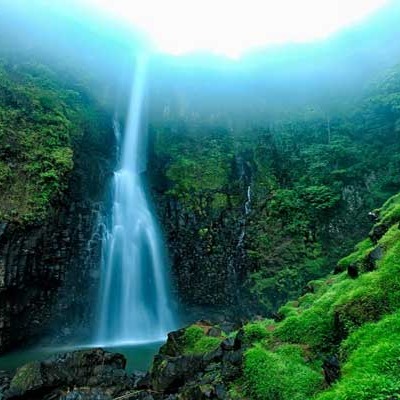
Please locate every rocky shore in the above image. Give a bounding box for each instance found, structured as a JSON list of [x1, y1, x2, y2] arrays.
[[0, 322, 244, 400]]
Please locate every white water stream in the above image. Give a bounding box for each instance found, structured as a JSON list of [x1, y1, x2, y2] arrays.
[[97, 56, 175, 345]]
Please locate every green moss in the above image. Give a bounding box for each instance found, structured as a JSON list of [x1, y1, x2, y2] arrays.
[[243, 344, 324, 400], [272, 208, 400, 351], [190, 336, 222, 354], [336, 238, 374, 271], [242, 320, 271, 344], [182, 325, 223, 355], [278, 301, 301, 318], [316, 312, 400, 400], [158, 130, 234, 212], [10, 361, 42, 393], [379, 192, 400, 224], [0, 59, 110, 222], [235, 193, 400, 399]]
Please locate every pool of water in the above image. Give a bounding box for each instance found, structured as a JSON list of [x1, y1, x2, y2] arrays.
[[0, 341, 164, 374]]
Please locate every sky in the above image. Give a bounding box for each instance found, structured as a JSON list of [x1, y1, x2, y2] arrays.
[[82, 0, 389, 58]]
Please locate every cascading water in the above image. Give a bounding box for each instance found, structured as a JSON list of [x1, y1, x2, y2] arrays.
[[97, 56, 175, 345]]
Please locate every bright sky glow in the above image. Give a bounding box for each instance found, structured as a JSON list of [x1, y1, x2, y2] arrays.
[[85, 0, 388, 58]]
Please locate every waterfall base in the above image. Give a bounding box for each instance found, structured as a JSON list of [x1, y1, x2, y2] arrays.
[[0, 342, 163, 373]]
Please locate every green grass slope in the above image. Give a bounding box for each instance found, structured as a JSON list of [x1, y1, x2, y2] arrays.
[[234, 192, 400, 399]]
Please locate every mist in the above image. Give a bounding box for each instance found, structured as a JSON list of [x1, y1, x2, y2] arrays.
[[1, 0, 400, 124]]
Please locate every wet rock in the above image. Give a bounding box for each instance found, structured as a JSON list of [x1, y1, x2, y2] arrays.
[[233, 329, 244, 350], [347, 264, 359, 278], [0, 126, 116, 354], [220, 338, 235, 351], [365, 246, 384, 271], [132, 371, 151, 390], [159, 329, 186, 357], [0, 370, 12, 398], [6, 361, 43, 397], [5, 349, 130, 399], [151, 354, 204, 392], [149, 325, 244, 399], [59, 388, 112, 400], [369, 222, 390, 243], [207, 327, 222, 338], [149, 155, 251, 315], [0, 223, 7, 239], [323, 355, 340, 385]]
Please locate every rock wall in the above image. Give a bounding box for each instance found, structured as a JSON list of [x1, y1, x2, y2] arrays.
[[149, 152, 253, 320], [0, 131, 116, 353]]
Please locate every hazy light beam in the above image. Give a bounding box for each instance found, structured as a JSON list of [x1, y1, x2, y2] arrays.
[[85, 0, 388, 58]]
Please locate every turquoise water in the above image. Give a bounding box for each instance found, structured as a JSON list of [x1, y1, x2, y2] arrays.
[[0, 341, 163, 373]]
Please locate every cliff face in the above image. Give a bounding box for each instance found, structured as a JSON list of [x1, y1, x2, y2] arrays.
[[153, 172, 249, 314], [0, 54, 118, 352], [148, 64, 400, 319], [148, 127, 253, 320], [0, 110, 116, 353]]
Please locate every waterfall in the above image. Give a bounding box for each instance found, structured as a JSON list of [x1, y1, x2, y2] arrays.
[[244, 185, 251, 215], [96, 56, 175, 345]]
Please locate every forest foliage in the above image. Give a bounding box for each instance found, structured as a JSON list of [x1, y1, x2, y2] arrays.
[[152, 64, 400, 314], [0, 57, 111, 222], [183, 192, 400, 399]]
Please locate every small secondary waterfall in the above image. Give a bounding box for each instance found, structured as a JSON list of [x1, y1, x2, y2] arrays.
[[97, 56, 175, 345]]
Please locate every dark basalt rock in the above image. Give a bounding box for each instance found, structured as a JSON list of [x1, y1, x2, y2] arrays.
[[148, 326, 244, 399], [5, 348, 130, 400], [347, 263, 359, 278], [59, 388, 112, 400], [322, 355, 341, 385], [207, 327, 222, 338], [148, 151, 252, 318], [159, 329, 186, 357], [369, 222, 390, 243], [1, 321, 245, 400], [365, 245, 383, 271], [0, 370, 12, 398], [151, 354, 204, 392], [0, 126, 116, 353]]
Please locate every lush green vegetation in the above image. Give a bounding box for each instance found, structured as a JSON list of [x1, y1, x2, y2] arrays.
[[152, 64, 400, 314], [230, 192, 400, 399], [0, 58, 111, 222], [170, 189, 400, 399], [182, 324, 224, 355], [243, 344, 324, 400], [1, 37, 400, 400]]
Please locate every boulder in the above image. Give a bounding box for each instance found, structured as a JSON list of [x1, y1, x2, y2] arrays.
[[151, 354, 204, 392], [365, 246, 384, 271], [369, 222, 390, 243], [5, 348, 130, 399]]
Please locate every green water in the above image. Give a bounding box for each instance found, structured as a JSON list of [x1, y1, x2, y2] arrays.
[[0, 342, 163, 374]]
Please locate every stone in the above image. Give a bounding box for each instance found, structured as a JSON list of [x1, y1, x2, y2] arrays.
[[59, 388, 112, 400], [365, 246, 384, 271], [207, 327, 222, 338], [220, 338, 235, 351], [0, 125, 116, 354], [347, 264, 358, 278], [323, 355, 340, 385], [369, 222, 390, 243], [5, 349, 130, 399], [151, 354, 204, 392]]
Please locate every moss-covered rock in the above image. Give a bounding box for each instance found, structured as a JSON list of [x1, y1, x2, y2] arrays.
[[9, 361, 43, 396], [7, 349, 129, 399], [0, 58, 112, 223], [232, 192, 400, 398]]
